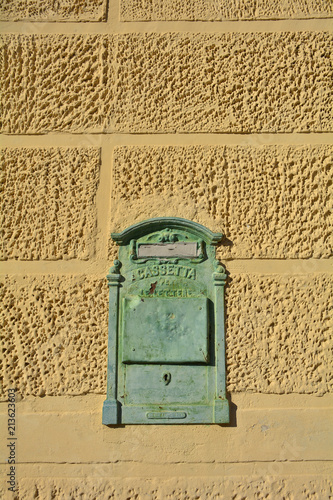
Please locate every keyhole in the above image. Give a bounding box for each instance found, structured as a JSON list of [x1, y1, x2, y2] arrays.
[[163, 372, 171, 385]]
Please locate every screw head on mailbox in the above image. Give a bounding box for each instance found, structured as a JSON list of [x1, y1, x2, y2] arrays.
[[102, 217, 229, 425]]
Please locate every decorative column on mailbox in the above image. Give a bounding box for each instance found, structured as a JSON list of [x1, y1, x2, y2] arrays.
[[102, 217, 229, 425]]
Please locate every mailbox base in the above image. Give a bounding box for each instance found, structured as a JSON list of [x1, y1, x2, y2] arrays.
[[102, 399, 121, 425], [120, 402, 230, 424], [214, 399, 230, 424]]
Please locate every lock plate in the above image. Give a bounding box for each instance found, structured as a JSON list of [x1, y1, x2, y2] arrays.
[[123, 365, 208, 405]]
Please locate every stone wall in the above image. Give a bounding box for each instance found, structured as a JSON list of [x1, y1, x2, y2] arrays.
[[0, 1, 332, 498]]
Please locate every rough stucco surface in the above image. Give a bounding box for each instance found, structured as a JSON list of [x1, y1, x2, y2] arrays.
[[226, 274, 332, 395], [113, 32, 332, 133], [1, 4, 332, 497], [0, 148, 100, 260], [121, 0, 333, 21], [0, 35, 113, 134], [0, 275, 108, 399], [1, 33, 332, 133], [112, 145, 332, 259], [0, 476, 332, 499], [1, 273, 331, 399], [0, 0, 107, 21]]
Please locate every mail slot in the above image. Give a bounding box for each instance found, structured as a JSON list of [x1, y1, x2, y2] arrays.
[[102, 217, 229, 425]]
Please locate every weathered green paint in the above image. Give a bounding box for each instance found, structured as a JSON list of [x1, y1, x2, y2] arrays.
[[103, 217, 229, 425], [122, 297, 209, 364]]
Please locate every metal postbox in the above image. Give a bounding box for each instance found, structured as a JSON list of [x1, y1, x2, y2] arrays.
[[102, 217, 229, 424]]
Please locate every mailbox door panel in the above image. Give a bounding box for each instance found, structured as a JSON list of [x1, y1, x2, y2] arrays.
[[122, 297, 209, 364]]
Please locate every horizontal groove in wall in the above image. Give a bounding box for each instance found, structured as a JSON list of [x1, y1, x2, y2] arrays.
[[0, 18, 332, 34], [0, 393, 330, 410], [1, 133, 333, 148], [0, 259, 331, 276], [0, 260, 110, 277], [224, 259, 332, 274], [0, 460, 331, 471]]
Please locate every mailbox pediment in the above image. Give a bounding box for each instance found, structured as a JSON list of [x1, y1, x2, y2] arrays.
[[111, 217, 223, 245]]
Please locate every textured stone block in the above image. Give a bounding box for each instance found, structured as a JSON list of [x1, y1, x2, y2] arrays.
[[0, 0, 107, 21], [0, 148, 100, 260], [224, 145, 332, 259], [1, 476, 332, 500], [0, 275, 108, 399], [1, 274, 331, 398], [1, 33, 331, 133], [112, 145, 332, 259], [121, 0, 333, 21], [226, 274, 332, 395], [0, 35, 113, 133], [113, 32, 332, 133]]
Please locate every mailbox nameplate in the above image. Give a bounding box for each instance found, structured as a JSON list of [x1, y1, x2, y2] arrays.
[[137, 242, 199, 258]]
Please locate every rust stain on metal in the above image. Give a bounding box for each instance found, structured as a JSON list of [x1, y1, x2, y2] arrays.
[[202, 351, 209, 363], [148, 281, 158, 295]]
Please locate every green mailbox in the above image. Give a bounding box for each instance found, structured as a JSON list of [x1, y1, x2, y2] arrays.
[[102, 218, 229, 424]]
